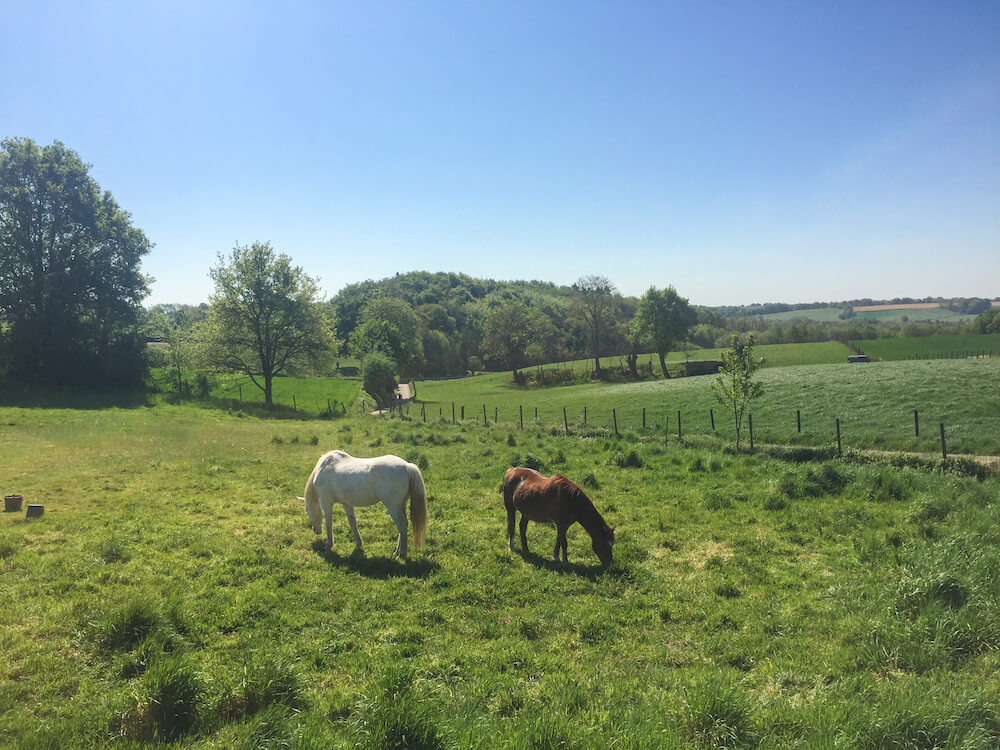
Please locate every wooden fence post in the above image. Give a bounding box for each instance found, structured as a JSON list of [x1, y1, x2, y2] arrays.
[[495, 407, 498, 424], [677, 410, 682, 441], [292, 395, 297, 412], [520, 405, 523, 430], [613, 409, 618, 436], [749, 414, 754, 452], [422, 404, 426, 422], [584, 406, 587, 426], [940, 423, 947, 460], [643, 407, 646, 429], [710, 408, 715, 431], [483, 404, 487, 426], [796, 409, 801, 434], [914, 410, 919, 437], [461, 406, 464, 421], [563, 406, 569, 434], [452, 402, 455, 424], [836, 418, 842, 457]]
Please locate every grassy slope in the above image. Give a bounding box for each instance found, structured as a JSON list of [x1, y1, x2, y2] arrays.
[[755, 307, 846, 322], [853, 308, 975, 323], [852, 333, 1000, 361], [515, 341, 852, 376], [147, 371, 363, 417], [1, 405, 999, 748], [416, 358, 1000, 456]]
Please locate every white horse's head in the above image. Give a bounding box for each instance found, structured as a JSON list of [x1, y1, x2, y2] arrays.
[[300, 494, 321, 534]]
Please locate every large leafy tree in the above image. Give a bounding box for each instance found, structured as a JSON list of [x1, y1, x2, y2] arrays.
[[630, 286, 697, 377], [0, 138, 151, 385], [572, 275, 618, 375], [348, 297, 424, 376], [202, 242, 335, 405], [480, 297, 554, 378]]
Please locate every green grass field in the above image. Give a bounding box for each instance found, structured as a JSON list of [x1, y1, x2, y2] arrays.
[[755, 307, 846, 323], [147, 371, 363, 418], [852, 308, 975, 324], [416, 358, 1000, 457], [536, 341, 852, 376], [851, 333, 1000, 361], [2, 401, 999, 748]]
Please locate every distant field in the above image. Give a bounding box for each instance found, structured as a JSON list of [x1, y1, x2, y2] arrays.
[[851, 333, 1000, 361], [755, 307, 846, 323], [852, 308, 974, 324], [149, 369, 362, 416], [414, 358, 1000, 456], [536, 341, 852, 375]]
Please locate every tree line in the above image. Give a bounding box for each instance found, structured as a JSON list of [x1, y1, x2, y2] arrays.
[[3, 138, 997, 406]]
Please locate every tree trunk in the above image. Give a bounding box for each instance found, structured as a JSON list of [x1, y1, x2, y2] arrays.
[[659, 352, 670, 378], [264, 376, 273, 405], [626, 353, 638, 378], [593, 355, 601, 375]]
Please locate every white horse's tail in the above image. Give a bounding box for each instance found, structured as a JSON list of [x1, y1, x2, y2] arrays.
[[407, 464, 428, 548], [302, 465, 321, 530]]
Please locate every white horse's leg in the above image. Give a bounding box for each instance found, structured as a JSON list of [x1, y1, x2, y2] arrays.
[[324, 503, 334, 551], [386, 504, 409, 559], [344, 505, 363, 551]]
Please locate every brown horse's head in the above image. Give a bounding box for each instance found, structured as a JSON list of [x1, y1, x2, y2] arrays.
[[592, 524, 616, 565]]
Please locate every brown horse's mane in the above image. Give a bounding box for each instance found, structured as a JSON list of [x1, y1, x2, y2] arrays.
[[548, 474, 612, 536]]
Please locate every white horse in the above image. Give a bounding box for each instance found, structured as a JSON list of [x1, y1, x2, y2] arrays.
[[298, 450, 428, 559]]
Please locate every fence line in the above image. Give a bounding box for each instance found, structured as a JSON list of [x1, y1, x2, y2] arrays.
[[372, 400, 1000, 458]]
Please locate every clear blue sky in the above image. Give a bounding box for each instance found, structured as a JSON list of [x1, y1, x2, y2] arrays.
[[3, 1, 998, 307]]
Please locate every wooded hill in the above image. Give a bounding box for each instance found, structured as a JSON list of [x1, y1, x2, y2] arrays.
[[326, 271, 996, 377]]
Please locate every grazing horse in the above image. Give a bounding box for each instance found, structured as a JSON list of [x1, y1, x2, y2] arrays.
[[298, 450, 427, 559], [502, 467, 615, 564]]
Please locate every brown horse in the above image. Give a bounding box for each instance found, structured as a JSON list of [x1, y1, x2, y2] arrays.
[[502, 467, 616, 564]]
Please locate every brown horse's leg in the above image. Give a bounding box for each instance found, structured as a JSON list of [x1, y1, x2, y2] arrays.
[[519, 516, 530, 552], [506, 507, 517, 551], [554, 524, 568, 562]]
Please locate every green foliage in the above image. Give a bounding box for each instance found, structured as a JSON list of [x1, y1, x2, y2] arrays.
[[361, 351, 398, 407], [710, 334, 766, 449], [480, 296, 556, 376], [0, 138, 150, 386], [349, 297, 425, 376], [201, 241, 335, 405], [971, 307, 1000, 335], [630, 285, 697, 377]]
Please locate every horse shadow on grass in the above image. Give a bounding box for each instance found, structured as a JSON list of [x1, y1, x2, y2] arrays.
[[311, 540, 439, 580], [514, 548, 618, 581]]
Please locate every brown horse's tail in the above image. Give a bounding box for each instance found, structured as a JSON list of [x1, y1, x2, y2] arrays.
[[407, 463, 428, 548]]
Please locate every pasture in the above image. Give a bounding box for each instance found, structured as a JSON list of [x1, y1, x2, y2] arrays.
[[415, 358, 1000, 457], [147, 371, 362, 417], [851, 333, 1000, 362], [1, 399, 1000, 748], [527, 341, 851, 377]]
